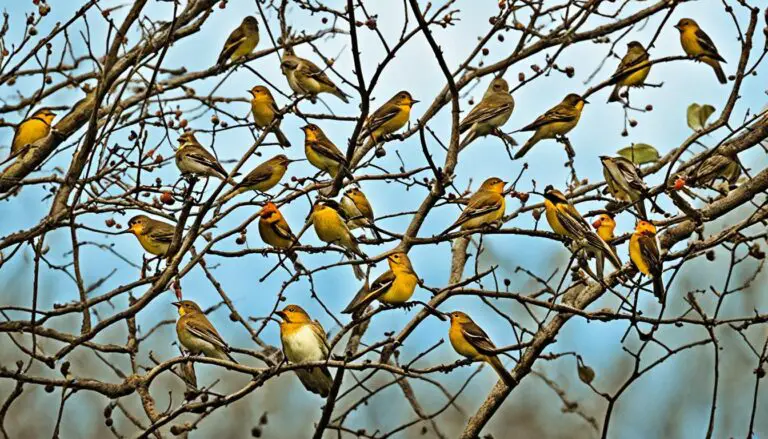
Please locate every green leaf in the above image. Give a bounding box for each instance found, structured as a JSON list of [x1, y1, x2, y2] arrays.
[[687, 103, 716, 131], [616, 143, 660, 164]]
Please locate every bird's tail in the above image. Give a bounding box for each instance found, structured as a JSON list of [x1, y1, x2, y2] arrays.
[[706, 59, 727, 84], [652, 275, 665, 303], [513, 132, 541, 160], [332, 89, 350, 104], [272, 127, 292, 148], [607, 84, 622, 103], [487, 355, 514, 387], [458, 128, 478, 151], [297, 367, 333, 398], [286, 251, 306, 273]]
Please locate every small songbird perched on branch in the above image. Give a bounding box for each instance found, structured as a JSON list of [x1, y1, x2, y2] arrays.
[[442, 177, 506, 235], [675, 18, 727, 84], [10, 107, 57, 157], [280, 49, 350, 103], [216, 16, 259, 66], [126, 215, 176, 257], [175, 132, 233, 183], [459, 77, 515, 150], [514, 93, 586, 160], [629, 220, 665, 302], [258, 202, 304, 271], [600, 155, 651, 219], [340, 187, 381, 239], [310, 199, 366, 280], [684, 152, 742, 189], [342, 252, 418, 315], [248, 85, 291, 148], [301, 124, 350, 179], [276, 305, 333, 397], [607, 41, 651, 103], [219, 154, 297, 203], [448, 311, 514, 386], [360, 91, 419, 150], [174, 300, 237, 363]]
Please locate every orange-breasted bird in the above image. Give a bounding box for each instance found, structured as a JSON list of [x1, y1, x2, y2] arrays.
[[258, 202, 303, 270]]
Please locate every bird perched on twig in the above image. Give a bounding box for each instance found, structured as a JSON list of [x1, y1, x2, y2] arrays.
[[9, 107, 57, 158], [360, 91, 419, 150], [629, 220, 665, 302], [514, 93, 586, 160], [126, 215, 176, 257], [310, 200, 366, 280], [301, 124, 351, 179], [340, 187, 381, 239], [216, 16, 259, 67], [248, 85, 290, 147], [276, 305, 333, 397], [219, 154, 298, 203], [442, 177, 506, 235], [543, 186, 621, 278], [447, 311, 514, 386], [174, 300, 237, 363], [684, 151, 741, 189], [459, 77, 515, 150], [342, 252, 418, 315], [601, 155, 651, 219], [258, 202, 304, 271], [592, 213, 618, 277], [175, 132, 233, 183], [675, 18, 727, 84], [607, 41, 651, 103], [280, 50, 350, 103]]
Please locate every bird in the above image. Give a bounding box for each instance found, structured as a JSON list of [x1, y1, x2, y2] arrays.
[[126, 215, 176, 257], [684, 152, 741, 188], [280, 50, 350, 103], [10, 107, 57, 156], [173, 300, 237, 362], [442, 177, 506, 235], [258, 202, 303, 270], [276, 304, 333, 397], [360, 91, 419, 149], [216, 16, 259, 66], [629, 220, 664, 301], [447, 311, 514, 386], [514, 93, 586, 160], [458, 77, 515, 150], [607, 41, 651, 103], [342, 252, 418, 315], [340, 187, 380, 239], [675, 18, 727, 84], [301, 124, 349, 179], [600, 155, 650, 218], [310, 200, 365, 280], [219, 154, 296, 203], [543, 186, 622, 278], [592, 213, 617, 276], [175, 132, 232, 182], [249, 85, 291, 147]]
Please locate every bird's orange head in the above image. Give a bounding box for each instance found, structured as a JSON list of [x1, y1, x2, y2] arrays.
[[635, 220, 657, 235], [479, 177, 506, 194], [275, 304, 312, 323], [259, 202, 280, 219], [592, 213, 616, 231], [172, 300, 203, 317], [674, 18, 698, 31]]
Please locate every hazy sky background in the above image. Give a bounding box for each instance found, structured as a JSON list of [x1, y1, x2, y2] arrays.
[[0, 0, 766, 437]]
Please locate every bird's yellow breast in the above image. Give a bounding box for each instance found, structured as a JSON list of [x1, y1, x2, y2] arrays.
[[312, 208, 346, 242], [620, 64, 651, 87], [629, 234, 651, 276], [231, 35, 259, 61], [449, 323, 481, 359], [251, 99, 276, 128], [259, 219, 292, 249], [372, 106, 411, 139], [544, 200, 569, 237], [680, 29, 704, 57], [461, 196, 505, 230], [134, 233, 169, 256], [305, 144, 341, 177], [379, 272, 417, 305], [12, 118, 52, 153]]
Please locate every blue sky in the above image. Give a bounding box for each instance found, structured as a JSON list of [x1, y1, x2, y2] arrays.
[[1, 0, 767, 437]]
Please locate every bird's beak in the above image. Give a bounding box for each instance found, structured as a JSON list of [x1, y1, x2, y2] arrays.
[[591, 218, 602, 230], [287, 158, 307, 164], [411, 99, 420, 104], [275, 310, 287, 320], [582, 98, 590, 104], [673, 24, 681, 30], [247, 89, 255, 96], [300, 125, 308, 132], [171, 302, 181, 308], [117, 228, 133, 235]]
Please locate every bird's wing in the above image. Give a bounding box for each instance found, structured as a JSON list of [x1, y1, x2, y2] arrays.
[[460, 321, 497, 355], [521, 103, 577, 131], [270, 219, 295, 242], [613, 158, 647, 192], [310, 321, 331, 356], [610, 49, 649, 82], [459, 98, 514, 131], [296, 59, 338, 90], [694, 29, 725, 61], [184, 148, 227, 176], [309, 139, 346, 164], [147, 225, 175, 243], [241, 163, 273, 186], [362, 105, 401, 135], [638, 234, 662, 275], [344, 270, 395, 313], [186, 318, 230, 351], [454, 192, 503, 226], [218, 26, 247, 63]]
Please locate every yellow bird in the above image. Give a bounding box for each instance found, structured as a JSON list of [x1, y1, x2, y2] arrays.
[[280, 50, 350, 103], [301, 124, 349, 178], [447, 311, 514, 386], [173, 300, 237, 362], [543, 186, 622, 277], [258, 202, 303, 270], [675, 18, 727, 84], [685, 152, 741, 188], [592, 213, 618, 276], [276, 304, 333, 397], [311, 200, 365, 280], [216, 16, 259, 66], [342, 252, 418, 314], [176, 132, 231, 182], [600, 155, 650, 219], [126, 215, 176, 257], [10, 108, 57, 156], [459, 77, 515, 149], [360, 91, 419, 149], [442, 177, 506, 234], [629, 220, 664, 301], [514, 93, 586, 160], [607, 41, 651, 103], [219, 154, 296, 203], [340, 187, 380, 239], [249, 85, 290, 147]]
